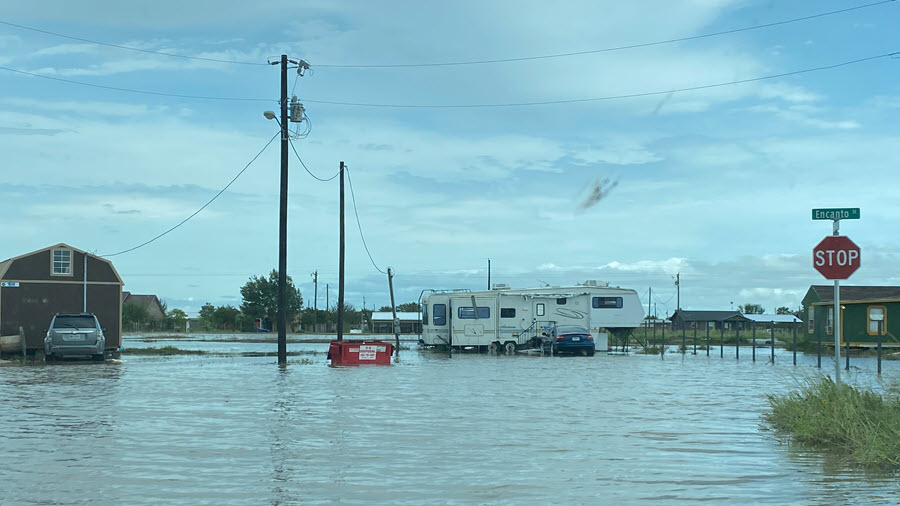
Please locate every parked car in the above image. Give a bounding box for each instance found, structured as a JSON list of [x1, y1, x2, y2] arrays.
[[44, 313, 106, 361], [550, 324, 595, 356]]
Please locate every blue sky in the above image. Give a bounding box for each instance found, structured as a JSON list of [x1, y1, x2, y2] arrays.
[[1, 0, 898, 317]]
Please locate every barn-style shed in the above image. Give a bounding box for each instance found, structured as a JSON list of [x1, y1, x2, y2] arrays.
[[0, 243, 123, 353], [801, 285, 900, 347]]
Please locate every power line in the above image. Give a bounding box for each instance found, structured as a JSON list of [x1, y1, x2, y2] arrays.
[[99, 131, 279, 257], [2, 1, 892, 69], [0, 65, 272, 101], [287, 137, 340, 181], [300, 51, 900, 108], [0, 19, 267, 66], [2, 51, 897, 107], [345, 166, 387, 275], [314, 1, 896, 68]]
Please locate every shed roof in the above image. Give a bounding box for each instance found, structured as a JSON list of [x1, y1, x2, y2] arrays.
[[669, 310, 751, 322], [0, 243, 122, 284], [743, 314, 802, 324], [810, 285, 900, 303]]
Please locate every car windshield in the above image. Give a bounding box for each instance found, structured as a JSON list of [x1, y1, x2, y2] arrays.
[[556, 325, 588, 335], [53, 315, 97, 329]]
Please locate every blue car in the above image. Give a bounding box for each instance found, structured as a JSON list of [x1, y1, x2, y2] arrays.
[[550, 325, 595, 356]]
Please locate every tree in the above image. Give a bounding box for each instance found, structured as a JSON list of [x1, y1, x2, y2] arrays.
[[240, 270, 303, 331], [123, 302, 148, 327], [397, 302, 421, 312], [775, 306, 791, 315], [739, 303, 765, 314], [166, 308, 188, 331], [198, 302, 216, 331], [213, 305, 241, 330]]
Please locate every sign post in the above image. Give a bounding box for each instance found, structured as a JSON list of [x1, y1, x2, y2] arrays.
[[812, 209, 861, 388]]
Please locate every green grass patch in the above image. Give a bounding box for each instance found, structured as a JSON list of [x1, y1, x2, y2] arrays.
[[765, 378, 900, 468], [121, 346, 205, 356]]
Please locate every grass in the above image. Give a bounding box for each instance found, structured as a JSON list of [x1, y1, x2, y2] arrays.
[[765, 378, 900, 468], [120, 346, 205, 355]]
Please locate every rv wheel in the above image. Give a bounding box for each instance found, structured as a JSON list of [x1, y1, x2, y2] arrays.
[[504, 342, 517, 354], [488, 342, 500, 354]]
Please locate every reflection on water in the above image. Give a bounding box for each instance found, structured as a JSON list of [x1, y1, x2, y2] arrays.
[[2, 345, 899, 505]]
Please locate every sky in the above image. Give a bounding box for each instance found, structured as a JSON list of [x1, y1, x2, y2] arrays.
[[1, 0, 898, 318]]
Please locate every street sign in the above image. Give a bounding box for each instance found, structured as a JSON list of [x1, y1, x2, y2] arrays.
[[812, 208, 860, 220], [813, 235, 860, 280]]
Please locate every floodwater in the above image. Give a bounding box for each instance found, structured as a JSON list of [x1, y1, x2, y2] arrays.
[[2, 338, 899, 505]]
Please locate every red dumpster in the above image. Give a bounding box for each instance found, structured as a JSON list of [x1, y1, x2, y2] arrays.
[[327, 340, 393, 366]]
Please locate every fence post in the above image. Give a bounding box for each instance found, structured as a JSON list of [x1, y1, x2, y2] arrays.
[[792, 322, 797, 366], [770, 321, 775, 364], [845, 336, 850, 371], [720, 325, 724, 358], [693, 325, 697, 355], [682, 326, 686, 355], [817, 328, 822, 369], [752, 323, 756, 362], [736, 325, 740, 360], [878, 320, 883, 375], [706, 323, 710, 356]]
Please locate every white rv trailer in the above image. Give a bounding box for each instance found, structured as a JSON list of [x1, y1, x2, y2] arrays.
[[420, 281, 643, 352]]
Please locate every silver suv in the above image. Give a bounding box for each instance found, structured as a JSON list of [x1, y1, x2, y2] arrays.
[[44, 313, 106, 361]]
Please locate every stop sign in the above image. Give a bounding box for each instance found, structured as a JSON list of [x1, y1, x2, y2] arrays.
[[813, 236, 860, 279]]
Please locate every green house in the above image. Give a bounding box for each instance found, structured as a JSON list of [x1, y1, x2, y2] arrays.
[[801, 285, 900, 347]]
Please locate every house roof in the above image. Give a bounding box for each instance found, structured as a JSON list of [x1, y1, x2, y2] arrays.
[[810, 285, 900, 303], [122, 293, 166, 316], [669, 310, 751, 322], [372, 312, 421, 321], [743, 314, 802, 324]]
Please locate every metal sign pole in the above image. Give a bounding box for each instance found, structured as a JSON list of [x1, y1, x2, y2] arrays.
[[833, 218, 841, 387]]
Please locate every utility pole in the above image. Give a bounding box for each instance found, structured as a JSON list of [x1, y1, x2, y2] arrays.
[[326, 283, 330, 312], [675, 272, 680, 311], [311, 270, 318, 333], [337, 162, 345, 342], [276, 54, 289, 365], [487, 258, 491, 290], [388, 267, 400, 358]]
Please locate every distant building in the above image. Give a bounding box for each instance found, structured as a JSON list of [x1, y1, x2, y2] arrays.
[[669, 309, 752, 331], [371, 312, 421, 334], [122, 292, 167, 321], [802, 285, 900, 347], [0, 243, 123, 352]]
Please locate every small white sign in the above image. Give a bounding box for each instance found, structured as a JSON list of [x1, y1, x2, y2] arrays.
[[0, 282, 19, 287], [359, 352, 377, 360]]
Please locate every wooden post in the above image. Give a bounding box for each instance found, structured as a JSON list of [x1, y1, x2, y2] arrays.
[[770, 321, 775, 364], [387, 267, 400, 358], [752, 323, 756, 362], [337, 162, 345, 342], [877, 320, 883, 375], [693, 325, 697, 355], [706, 323, 710, 356], [720, 325, 724, 358], [735, 325, 740, 360], [792, 322, 797, 366]]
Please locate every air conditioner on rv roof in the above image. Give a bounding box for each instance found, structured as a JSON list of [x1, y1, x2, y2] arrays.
[[492, 283, 510, 290]]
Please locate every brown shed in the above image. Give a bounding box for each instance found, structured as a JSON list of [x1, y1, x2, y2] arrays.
[[0, 243, 123, 352]]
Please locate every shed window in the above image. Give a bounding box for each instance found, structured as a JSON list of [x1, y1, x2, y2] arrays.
[[52, 249, 72, 275], [593, 297, 623, 309], [500, 308, 516, 318], [867, 306, 886, 335], [808, 307, 815, 334], [433, 304, 446, 326], [458, 306, 490, 319], [536, 303, 545, 317]]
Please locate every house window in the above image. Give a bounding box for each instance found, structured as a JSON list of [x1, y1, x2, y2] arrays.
[[536, 303, 545, 317], [867, 306, 887, 336], [826, 307, 834, 335], [433, 304, 446, 326], [557, 298, 567, 305], [51, 249, 72, 275], [500, 308, 516, 318], [808, 307, 815, 334], [592, 297, 623, 309], [457, 306, 490, 319]]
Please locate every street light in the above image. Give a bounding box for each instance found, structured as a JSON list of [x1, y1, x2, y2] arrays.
[[263, 111, 277, 120]]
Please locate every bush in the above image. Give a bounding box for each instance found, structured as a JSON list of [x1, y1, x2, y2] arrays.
[[765, 378, 900, 467]]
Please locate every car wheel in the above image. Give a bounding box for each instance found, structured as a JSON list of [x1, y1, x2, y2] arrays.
[[92, 354, 105, 362], [586, 349, 595, 357], [504, 342, 516, 354], [44, 353, 53, 363]]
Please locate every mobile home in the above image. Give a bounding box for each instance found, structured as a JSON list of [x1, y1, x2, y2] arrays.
[[420, 281, 643, 352]]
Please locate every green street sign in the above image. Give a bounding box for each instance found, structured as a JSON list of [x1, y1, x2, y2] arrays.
[[812, 208, 860, 220]]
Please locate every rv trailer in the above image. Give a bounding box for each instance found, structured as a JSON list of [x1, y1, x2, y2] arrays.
[[420, 281, 643, 353]]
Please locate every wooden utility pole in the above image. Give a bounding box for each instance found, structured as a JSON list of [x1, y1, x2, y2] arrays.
[[276, 54, 289, 365], [337, 162, 345, 341], [388, 267, 400, 357]]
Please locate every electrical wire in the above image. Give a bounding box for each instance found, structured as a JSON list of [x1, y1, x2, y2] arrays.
[[299, 51, 900, 108], [345, 166, 387, 275], [314, 1, 896, 68], [0, 19, 267, 66], [2, 51, 897, 107], [0, 65, 272, 101], [1, 1, 892, 68], [287, 137, 340, 181], [99, 131, 279, 257]]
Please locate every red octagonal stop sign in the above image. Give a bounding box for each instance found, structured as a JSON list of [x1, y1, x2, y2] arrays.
[[813, 235, 860, 280]]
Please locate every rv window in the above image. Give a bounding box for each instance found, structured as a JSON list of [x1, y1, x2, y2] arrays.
[[423, 304, 429, 326], [500, 308, 516, 318], [458, 306, 490, 319], [592, 297, 623, 309], [536, 303, 545, 317], [557, 298, 567, 305], [433, 304, 447, 326]]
